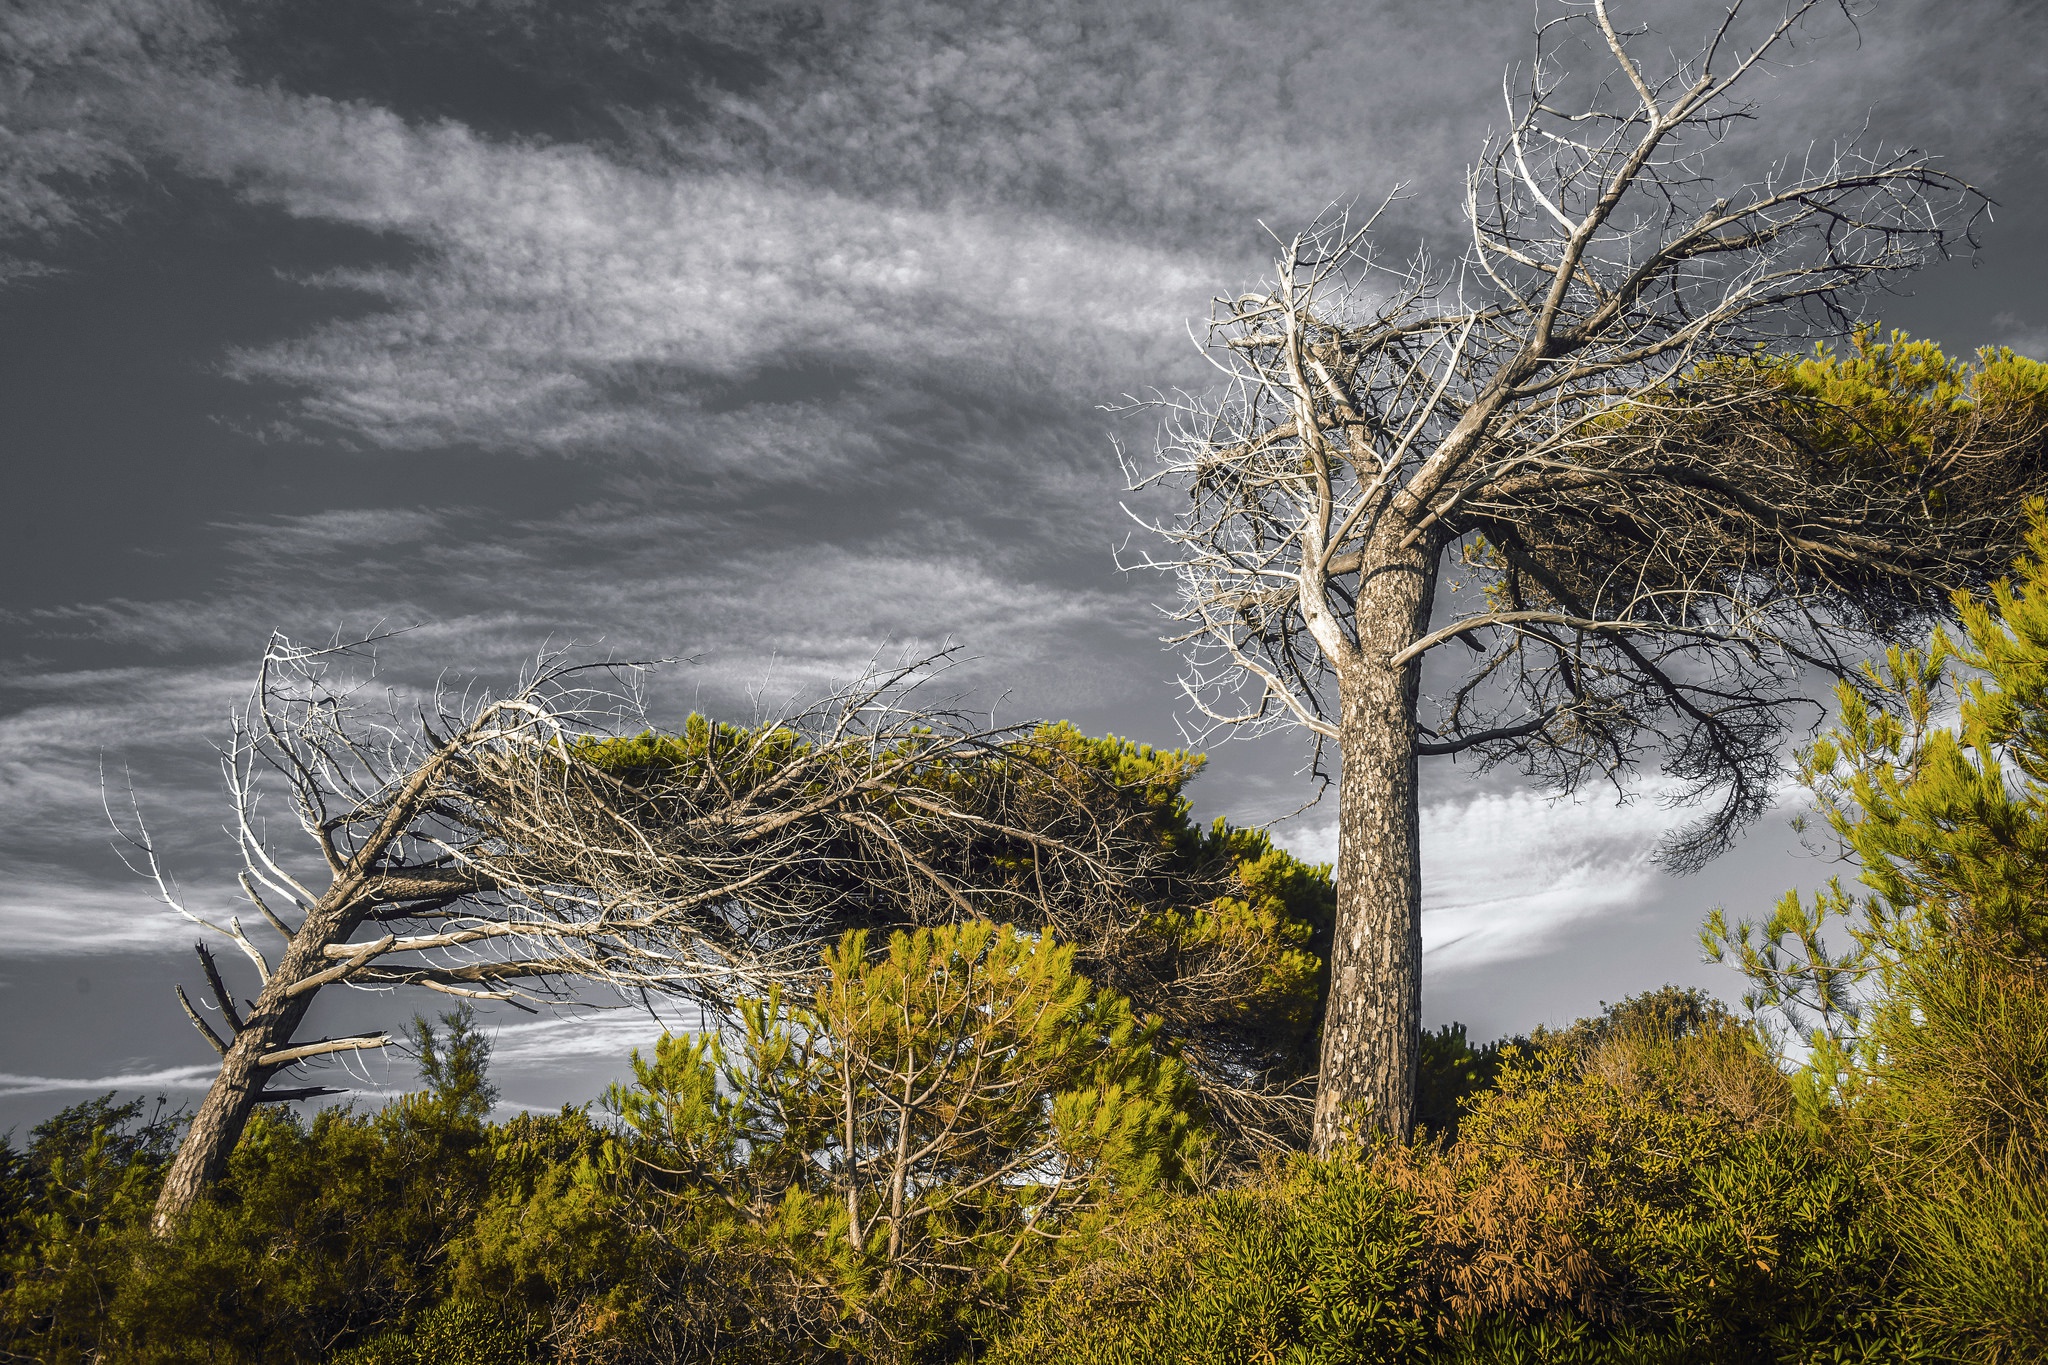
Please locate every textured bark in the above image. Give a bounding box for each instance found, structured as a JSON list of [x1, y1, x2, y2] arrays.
[[151, 900, 366, 1236], [1312, 539, 1437, 1152]]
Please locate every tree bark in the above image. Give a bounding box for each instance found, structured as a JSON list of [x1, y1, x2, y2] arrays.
[[151, 901, 364, 1236], [1312, 539, 1437, 1152]]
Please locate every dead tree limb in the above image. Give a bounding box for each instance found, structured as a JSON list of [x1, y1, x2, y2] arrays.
[[126, 634, 1254, 1230]]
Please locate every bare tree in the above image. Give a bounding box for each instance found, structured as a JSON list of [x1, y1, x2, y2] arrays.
[[124, 635, 1166, 1234], [1126, 0, 2048, 1149]]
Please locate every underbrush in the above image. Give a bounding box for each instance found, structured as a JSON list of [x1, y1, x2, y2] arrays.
[[10, 974, 2042, 1364], [1002, 991, 1935, 1365]]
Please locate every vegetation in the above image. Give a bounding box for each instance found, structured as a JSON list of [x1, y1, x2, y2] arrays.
[[145, 638, 1335, 1236], [579, 719, 1337, 1153], [22, 512, 2048, 1359], [0, 980, 1985, 1364]]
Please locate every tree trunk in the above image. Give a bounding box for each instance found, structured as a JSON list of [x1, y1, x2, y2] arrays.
[[151, 903, 358, 1236], [1312, 540, 1437, 1152]]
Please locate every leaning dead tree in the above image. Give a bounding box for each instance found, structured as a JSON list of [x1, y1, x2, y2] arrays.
[[128, 635, 1302, 1231], [1126, 0, 2048, 1149], [123, 635, 1170, 1234]]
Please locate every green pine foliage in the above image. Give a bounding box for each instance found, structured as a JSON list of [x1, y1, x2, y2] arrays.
[[1769, 327, 2048, 493], [1707, 505, 2048, 1361], [583, 718, 1336, 1126], [1415, 1022, 1522, 1142], [988, 1155, 1433, 1365]]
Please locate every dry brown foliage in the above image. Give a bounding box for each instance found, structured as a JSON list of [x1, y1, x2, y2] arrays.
[[1374, 1137, 1603, 1329], [1375, 1014, 1794, 1330]]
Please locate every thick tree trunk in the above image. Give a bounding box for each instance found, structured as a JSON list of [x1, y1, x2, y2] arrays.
[[151, 902, 359, 1236], [1312, 541, 1437, 1152]]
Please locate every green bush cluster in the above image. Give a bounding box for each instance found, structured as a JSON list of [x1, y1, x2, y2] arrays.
[[1003, 996, 1929, 1365]]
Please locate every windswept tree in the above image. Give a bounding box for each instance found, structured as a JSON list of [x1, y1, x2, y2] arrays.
[[124, 636, 1170, 1234], [128, 636, 1327, 1233], [1127, 0, 2048, 1149]]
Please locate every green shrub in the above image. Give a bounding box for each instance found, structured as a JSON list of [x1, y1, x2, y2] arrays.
[[991, 1155, 1431, 1365], [1871, 953, 2048, 1360], [1415, 1022, 1520, 1142], [1708, 511, 2048, 1360], [1393, 1003, 1920, 1361], [994, 994, 1926, 1365], [0, 1011, 502, 1363], [331, 1299, 534, 1365]]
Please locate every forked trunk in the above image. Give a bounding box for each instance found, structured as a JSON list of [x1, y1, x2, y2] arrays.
[[1312, 543, 1436, 1152], [151, 903, 361, 1236]]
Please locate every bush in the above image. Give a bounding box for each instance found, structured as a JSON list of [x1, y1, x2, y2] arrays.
[[1407, 1001, 1917, 1361], [0, 1095, 182, 1362], [333, 1299, 535, 1365], [0, 1010, 503, 1363], [1415, 1022, 1519, 1142], [993, 989, 1943, 1365], [1868, 952, 2048, 1360], [991, 1155, 1430, 1365]]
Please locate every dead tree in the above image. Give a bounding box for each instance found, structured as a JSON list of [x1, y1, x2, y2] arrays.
[[125, 635, 1162, 1234], [1126, 0, 2048, 1150]]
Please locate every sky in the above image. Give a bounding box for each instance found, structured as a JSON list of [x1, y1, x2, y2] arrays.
[[3, 0, 2046, 1134]]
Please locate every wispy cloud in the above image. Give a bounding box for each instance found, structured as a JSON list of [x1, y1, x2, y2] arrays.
[[103, 0, 2043, 470], [0, 1063, 218, 1098], [14, 0, 2047, 459], [0, 872, 194, 955], [0, 0, 225, 274], [1418, 789, 1682, 972], [1276, 783, 1691, 974], [487, 1009, 698, 1068], [168, 93, 1216, 458]]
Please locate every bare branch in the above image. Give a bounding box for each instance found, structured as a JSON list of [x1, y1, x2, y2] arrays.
[[258, 1033, 393, 1068], [174, 986, 228, 1057]]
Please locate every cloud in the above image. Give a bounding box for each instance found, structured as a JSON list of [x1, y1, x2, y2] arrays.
[[1748, 1, 2048, 192], [153, 0, 2048, 466], [1992, 313, 2048, 361], [487, 1008, 699, 1068], [0, 872, 195, 955], [158, 90, 1217, 459], [0, 664, 245, 828], [0, 662, 322, 961], [647, 0, 1509, 241], [1418, 789, 1682, 971], [14, 0, 2047, 460], [0, 1063, 218, 1098], [1275, 783, 1690, 973], [20, 486, 1161, 709], [0, 0, 226, 273]]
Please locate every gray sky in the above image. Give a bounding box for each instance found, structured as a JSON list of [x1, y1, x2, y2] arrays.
[[3, 0, 2045, 1133]]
